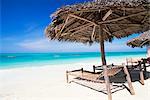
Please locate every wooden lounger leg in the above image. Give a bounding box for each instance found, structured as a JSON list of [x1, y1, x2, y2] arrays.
[[81, 68, 83, 77], [123, 64, 135, 95], [93, 65, 96, 73], [103, 65, 112, 100], [139, 63, 144, 85], [139, 69, 144, 85], [66, 71, 69, 83], [143, 63, 147, 79]]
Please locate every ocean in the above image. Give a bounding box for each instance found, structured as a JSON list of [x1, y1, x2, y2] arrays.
[[0, 52, 146, 69]]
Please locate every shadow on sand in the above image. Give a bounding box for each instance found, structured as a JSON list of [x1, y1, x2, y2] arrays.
[[70, 70, 150, 95]]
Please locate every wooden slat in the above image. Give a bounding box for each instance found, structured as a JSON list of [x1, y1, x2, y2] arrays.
[[103, 28, 112, 36], [60, 16, 70, 33], [98, 11, 147, 24], [123, 63, 135, 95], [107, 68, 122, 76], [103, 23, 141, 26], [69, 23, 92, 32], [141, 14, 149, 23], [69, 14, 98, 26], [56, 16, 70, 38], [65, 18, 88, 33], [61, 23, 93, 37], [112, 26, 141, 37], [112, 12, 141, 25], [91, 25, 96, 41], [71, 24, 93, 35], [63, 17, 76, 32], [61, 32, 71, 37], [102, 9, 112, 21], [140, 39, 149, 47], [118, 7, 145, 11]]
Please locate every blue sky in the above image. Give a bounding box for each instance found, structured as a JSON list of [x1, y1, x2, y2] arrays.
[[1, 0, 146, 53]]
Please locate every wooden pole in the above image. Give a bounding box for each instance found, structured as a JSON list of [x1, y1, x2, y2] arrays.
[[99, 9, 113, 65], [139, 61, 144, 85], [99, 26, 107, 65], [93, 65, 96, 73], [81, 68, 83, 77], [143, 61, 147, 79], [123, 63, 135, 95], [103, 65, 112, 100], [66, 71, 69, 83]]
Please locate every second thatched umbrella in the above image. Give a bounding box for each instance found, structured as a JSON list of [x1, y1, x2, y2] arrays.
[[45, 0, 150, 65], [127, 30, 150, 48], [127, 30, 150, 57]]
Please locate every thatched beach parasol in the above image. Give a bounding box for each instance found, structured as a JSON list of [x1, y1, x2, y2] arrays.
[[127, 30, 150, 47], [45, 0, 150, 65], [127, 30, 150, 58], [45, 0, 150, 100]]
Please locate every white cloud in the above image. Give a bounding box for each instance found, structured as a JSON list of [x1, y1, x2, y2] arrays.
[[16, 37, 146, 53], [17, 38, 52, 51], [105, 41, 146, 52], [16, 38, 98, 52]]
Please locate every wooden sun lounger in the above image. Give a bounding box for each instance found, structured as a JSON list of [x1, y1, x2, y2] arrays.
[[141, 58, 150, 80], [126, 58, 150, 85], [66, 64, 135, 100]]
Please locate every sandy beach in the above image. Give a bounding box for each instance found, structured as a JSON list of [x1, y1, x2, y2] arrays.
[[0, 59, 149, 100], [1, 0, 150, 100]]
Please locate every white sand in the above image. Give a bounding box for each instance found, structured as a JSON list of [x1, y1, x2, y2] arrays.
[[0, 60, 150, 100]]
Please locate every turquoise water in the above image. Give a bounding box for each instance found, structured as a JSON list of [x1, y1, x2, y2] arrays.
[[0, 52, 146, 69]]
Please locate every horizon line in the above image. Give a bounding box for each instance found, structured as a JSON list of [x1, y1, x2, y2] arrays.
[[0, 51, 146, 54]]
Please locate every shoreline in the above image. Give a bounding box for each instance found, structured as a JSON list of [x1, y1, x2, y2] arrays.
[[0, 53, 146, 70]]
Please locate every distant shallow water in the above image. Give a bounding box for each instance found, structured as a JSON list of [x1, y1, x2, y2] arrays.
[[0, 52, 146, 69]]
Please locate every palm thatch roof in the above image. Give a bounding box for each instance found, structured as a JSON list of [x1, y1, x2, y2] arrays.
[[127, 30, 150, 47], [45, 0, 150, 44]]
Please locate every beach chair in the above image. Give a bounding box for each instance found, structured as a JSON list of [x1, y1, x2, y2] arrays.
[[126, 58, 145, 85], [141, 57, 150, 78], [126, 58, 140, 69], [66, 64, 135, 100], [93, 64, 115, 73]]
